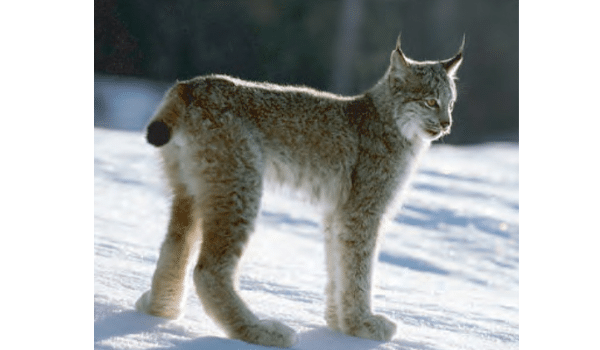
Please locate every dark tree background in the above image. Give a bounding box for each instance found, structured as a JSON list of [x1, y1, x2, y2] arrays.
[[95, 0, 518, 144]]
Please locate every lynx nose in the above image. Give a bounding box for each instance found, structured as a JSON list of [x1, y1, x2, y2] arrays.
[[440, 120, 451, 129]]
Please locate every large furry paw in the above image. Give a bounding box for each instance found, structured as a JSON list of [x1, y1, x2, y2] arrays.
[[231, 319, 298, 348], [343, 314, 397, 341], [135, 290, 182, 320]]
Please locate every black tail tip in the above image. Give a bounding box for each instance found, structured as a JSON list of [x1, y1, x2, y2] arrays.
[[146, 121, 171, 147]]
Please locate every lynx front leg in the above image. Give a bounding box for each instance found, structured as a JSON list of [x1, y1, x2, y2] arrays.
[[136, 190, 199, 319], [323, 213, 341, 331], [330, 207, 397, 341]]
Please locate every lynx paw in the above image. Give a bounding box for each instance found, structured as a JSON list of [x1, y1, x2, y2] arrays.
[[343, 314, 397, 341], [135, 290, 182, 320], [232, 319, 298, 348]]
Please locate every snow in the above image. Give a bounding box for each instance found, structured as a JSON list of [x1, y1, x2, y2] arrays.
[[94, 78, 518, 350]]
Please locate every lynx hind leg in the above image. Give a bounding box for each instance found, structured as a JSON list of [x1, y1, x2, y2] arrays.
[[136, 190, 199, 319], [191, 125, 297, 347]]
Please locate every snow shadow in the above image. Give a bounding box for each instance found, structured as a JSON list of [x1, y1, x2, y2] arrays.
[[379, 251, 491, 287], [378, 251, 450, 275], [418, 169, 489, 185], [412, 181, 518, 211], [94, 304, 442, 350], [94, 302, 169, 344], [260, 211, 319, 229], [297, 326, 441, 350], [415, 168, 519, 211], [147, 327, 440, 350], [395, 204, 512, 239]]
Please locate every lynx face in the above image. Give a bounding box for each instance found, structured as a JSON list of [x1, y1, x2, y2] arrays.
[[392, 70, 456, 141], [388, 37, 462, 142]]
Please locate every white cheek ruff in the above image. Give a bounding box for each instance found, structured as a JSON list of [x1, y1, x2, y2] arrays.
[[399, 120, 420, 141], [395, 111, 442, 142], [396, 112, 429, 142], [395, 109, 418, 141]]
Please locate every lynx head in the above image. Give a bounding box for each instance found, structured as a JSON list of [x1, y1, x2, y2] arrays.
[[388, 34, 464, 142]]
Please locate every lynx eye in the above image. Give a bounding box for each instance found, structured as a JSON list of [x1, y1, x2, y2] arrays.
[[424, 99, 438, 108]]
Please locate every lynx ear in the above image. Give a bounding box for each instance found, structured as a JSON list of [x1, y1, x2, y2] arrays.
[[390, 33, 411, 78], [395, 32, 403, 52], [441, 35, 465, 77]]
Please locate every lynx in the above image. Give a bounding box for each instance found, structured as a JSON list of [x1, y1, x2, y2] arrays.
[[136, 34, 463, 347]]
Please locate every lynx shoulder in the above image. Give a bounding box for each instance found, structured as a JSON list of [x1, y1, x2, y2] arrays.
[[137, 34, 464, 347]]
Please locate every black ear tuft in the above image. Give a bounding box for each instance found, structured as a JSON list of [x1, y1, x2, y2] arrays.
[[441, 35, 465, 77], [146, 121, 171, 147]]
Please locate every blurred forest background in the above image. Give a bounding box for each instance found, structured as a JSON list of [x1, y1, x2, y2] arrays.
[[95, 0, 518, 144]]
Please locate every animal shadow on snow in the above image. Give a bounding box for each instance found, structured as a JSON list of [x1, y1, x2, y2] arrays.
[[395, 203, 513, 239], [296, 327, 441, 350], [94, 303, 169, 345], [378, 251, 450, 276], [168, 326, 441, 350], [94, 302, 440, 350]]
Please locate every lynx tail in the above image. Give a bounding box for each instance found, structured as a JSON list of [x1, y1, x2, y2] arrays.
[[146, 83, 191, 147]]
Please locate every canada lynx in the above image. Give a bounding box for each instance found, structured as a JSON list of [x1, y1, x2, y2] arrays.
[[136, 34, 463, 347]]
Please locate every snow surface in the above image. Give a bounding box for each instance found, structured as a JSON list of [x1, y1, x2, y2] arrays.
[[94, 126, 518, 349]]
